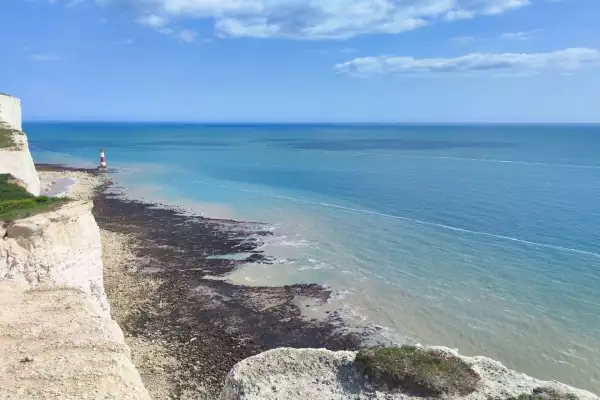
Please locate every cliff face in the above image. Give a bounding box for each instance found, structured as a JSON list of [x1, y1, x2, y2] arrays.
[[0, 280, 150, 399], [0, 94, 22, 130], [0, 201, 110, 315], [0, 94, 40, 195]]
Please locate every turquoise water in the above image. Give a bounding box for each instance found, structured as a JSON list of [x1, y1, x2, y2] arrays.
[[27, 123, 600, 392]]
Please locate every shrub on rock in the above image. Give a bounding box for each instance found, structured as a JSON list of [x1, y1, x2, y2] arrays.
[[355, 346, 480, 396]]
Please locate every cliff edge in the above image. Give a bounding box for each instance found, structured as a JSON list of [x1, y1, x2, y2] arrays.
[[0, 94, 40, 195], [0, 94, 22, 131], [1, 200, 110, 315]]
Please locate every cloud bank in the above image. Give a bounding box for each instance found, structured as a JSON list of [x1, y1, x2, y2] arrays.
[[98, 0, 531, 39], [334, 48, 600, 76], [500, 30, 539, 40], [135, 13, 198, 42]]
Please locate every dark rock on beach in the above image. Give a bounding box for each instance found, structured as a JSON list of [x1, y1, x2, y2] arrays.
[[89, 178, 362, 398]]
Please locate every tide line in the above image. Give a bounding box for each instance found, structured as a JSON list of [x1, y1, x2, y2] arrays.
[[413, 155, 600, 170], [347, 152, 600, 170], [171, 171, 600, 260]]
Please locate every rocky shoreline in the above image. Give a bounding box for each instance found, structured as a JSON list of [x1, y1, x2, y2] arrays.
[[37, 164, 363, 399], [34, 164, 600, 400]]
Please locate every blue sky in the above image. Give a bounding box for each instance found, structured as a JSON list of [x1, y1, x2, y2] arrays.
[[0, 0, 599, 122]]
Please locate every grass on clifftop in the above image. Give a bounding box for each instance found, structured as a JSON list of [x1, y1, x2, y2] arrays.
[[509, 388, 579, 400], [355, 346, 480, 396], [0, 122, 21, 149], [0, 174, 67, 222]]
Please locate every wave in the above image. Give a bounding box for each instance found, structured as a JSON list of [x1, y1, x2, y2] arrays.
[[257, 235, 311, 250], [329, 289, 354, 301], [346, 152, 600, 170], [180, 175, 600, 260], [298, 260, 333, 271]]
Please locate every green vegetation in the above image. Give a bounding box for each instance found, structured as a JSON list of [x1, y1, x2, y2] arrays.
[[355, 346, 480, 396], [0, 122, 21, 149], [509, 388, 579, 400], [0, 174, 67, 221]]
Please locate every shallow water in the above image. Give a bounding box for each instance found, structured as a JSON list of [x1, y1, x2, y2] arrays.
[[42, 177, 77, 197], [26, 122, 600, 392]]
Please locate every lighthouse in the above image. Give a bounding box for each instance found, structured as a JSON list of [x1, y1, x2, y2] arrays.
[[98, 148, 108, 172]]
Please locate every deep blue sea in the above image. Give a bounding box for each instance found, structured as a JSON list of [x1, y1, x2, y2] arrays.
[[26, 123, 600, 392]]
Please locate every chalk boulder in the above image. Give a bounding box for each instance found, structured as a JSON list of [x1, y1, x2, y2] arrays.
[[220, 347, 599, 400]]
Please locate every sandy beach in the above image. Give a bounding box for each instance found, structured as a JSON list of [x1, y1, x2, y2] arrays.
[[37, 164, 105, 201], [37, 164, 363, 399]]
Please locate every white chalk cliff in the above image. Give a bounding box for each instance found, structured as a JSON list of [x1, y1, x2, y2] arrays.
[[0, 94, 40, 195], [0, 95, 150, 399], [0, 93, 22, 130], [220, 348, 600, 400], [0, 201, 110, 315]]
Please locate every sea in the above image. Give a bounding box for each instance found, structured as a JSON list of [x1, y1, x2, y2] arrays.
[[26, 122, 600, 393]]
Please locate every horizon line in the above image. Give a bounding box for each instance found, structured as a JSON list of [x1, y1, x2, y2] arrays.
[[22, 120, 600, 125]]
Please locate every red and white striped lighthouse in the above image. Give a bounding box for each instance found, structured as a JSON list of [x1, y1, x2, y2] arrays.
[[98, 148, 107, 171]]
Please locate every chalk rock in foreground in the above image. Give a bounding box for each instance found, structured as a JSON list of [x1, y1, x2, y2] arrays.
[[0, 200, 110, 315], [220, 348, 599, 400], [0, 280, 150, 400]]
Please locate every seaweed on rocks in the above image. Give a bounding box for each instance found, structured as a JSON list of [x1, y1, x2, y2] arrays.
[[91, 181, 362, 399], [35, 163, 100, 174]]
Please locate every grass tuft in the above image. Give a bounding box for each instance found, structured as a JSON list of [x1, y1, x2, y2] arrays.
[[0, 174, 68, 221], [355, 346, 480, 396], [509, 388, 579, 400], [0, 122, 23, 149]]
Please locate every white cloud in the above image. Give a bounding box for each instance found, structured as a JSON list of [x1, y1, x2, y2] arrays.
[[334, 48, 600, 77], [31, 54, 61, 62], [99, 0, 531, 39], [175, 29, 197, 42], [136, 13, 169, 28], [135, 12, 198, 42], [500, 30, 539, 40], [215, 18, 281, 38]]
